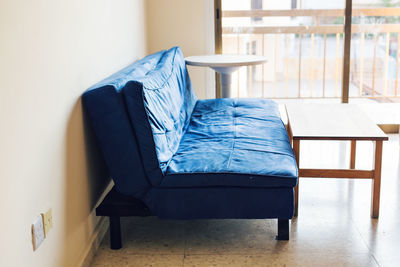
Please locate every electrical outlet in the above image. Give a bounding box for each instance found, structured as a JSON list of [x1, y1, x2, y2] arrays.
[[32, 215, 45, 251], [42, 208, 53, 237]]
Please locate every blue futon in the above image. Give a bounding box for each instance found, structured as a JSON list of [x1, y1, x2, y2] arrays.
[[82, 47, 298, 249]]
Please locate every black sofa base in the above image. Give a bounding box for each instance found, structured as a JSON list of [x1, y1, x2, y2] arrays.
[[96, 187, 290, 249], [96, 188, 152, 250]]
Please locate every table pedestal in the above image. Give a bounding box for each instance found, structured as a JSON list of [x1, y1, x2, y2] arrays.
[[220, 73, 232, 98], [212, 66, 239, 98]]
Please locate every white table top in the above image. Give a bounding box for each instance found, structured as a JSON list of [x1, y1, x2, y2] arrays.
[[286, 104, 388, 141], [185, 54, 267, 68]]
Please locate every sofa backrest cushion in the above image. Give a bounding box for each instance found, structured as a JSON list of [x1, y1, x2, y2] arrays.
[[82, 50, 165, 198], [124, 47, 197, 186]]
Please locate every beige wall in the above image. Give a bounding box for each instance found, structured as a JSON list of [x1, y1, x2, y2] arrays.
[[0, 1, 147, 266], [146, 0, 215, 99]]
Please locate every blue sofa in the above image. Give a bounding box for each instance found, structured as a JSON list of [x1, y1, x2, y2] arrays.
[[82, 47, 298, 249]]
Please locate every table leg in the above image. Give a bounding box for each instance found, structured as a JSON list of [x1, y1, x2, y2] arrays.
[[371, 140, 383, 218], [220, 73, 232, 98], [350, 140, 356, 169], [293, 139, 300, 217], [287, 121, 293, 146]]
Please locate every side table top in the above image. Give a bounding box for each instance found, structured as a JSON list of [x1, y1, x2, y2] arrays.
[[286, 104, 388, 141], [185, 54, 267, 68]]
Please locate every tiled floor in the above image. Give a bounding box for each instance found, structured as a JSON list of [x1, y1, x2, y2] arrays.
[[90, 134, 399, 267]]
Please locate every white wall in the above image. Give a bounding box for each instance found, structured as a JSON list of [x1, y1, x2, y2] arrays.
[[0, 1, 147, 266], [146, 0, 215, 99]]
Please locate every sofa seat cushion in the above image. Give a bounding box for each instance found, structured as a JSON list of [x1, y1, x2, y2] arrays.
[[160, 98, 298, 188]]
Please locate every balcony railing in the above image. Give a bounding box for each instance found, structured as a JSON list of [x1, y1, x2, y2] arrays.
[[220, 8, 400, 101]]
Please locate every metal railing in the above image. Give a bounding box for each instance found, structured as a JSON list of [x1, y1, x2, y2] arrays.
[[221, 8, 400, 101]]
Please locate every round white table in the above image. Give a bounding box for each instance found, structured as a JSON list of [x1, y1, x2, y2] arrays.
[[185, 54, 267, 98]]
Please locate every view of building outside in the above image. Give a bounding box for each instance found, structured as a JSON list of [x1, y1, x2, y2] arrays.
[[221, 0, 400, 102]]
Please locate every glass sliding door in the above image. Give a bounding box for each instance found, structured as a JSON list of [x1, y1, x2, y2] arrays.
[[219, 0, 345, 100], [350, 0, 400, 102], [216, 0, 400, 102]]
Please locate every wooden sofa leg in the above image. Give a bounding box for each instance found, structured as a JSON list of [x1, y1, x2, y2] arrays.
[[276, 219, 289, 240], [109, 216, 122, 250]]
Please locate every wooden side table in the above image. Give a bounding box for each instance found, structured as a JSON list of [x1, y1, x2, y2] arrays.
[[286, 104, 388, 218]]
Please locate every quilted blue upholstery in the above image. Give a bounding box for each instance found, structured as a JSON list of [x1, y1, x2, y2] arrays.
[[124, 47, 197, 185], [161, 98, 297, 188], [83, 46, 298, 220], [123, 47, 297, 189], [82, 50, 165, 198]]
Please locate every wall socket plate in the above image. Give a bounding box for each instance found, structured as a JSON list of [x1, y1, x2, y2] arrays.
[[32, 215, 45, 251], [42, 208, 53, 237]]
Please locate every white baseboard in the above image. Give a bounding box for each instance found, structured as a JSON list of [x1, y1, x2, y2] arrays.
[[77, 216, 109, 267], [76, 182, 113, 267]]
